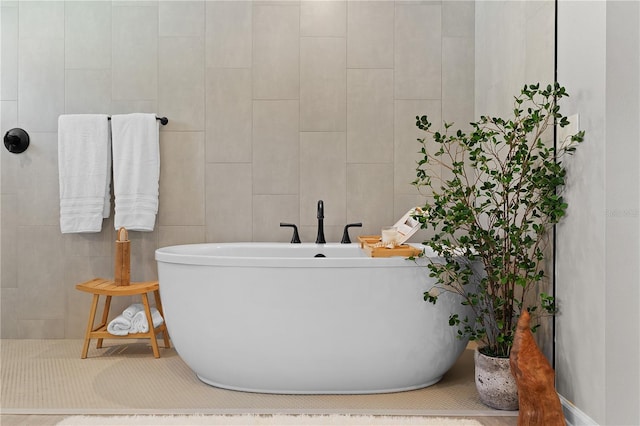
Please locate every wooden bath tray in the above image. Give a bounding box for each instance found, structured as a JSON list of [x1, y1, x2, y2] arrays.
[[358, 236, 423, 258]]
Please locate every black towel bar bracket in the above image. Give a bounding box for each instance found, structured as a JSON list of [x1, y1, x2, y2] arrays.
[[107, 116, 168, 125], [4, 128, 30, 154]]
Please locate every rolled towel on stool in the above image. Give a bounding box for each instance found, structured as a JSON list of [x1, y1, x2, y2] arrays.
[[107, 314, 132, 336], [131, 308, 164, 333], [122, 303, 144, 320]]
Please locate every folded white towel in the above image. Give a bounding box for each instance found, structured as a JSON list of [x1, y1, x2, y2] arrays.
[[131, 307, 164, 334], [57, 114, 111, 233], [122, 303, 144, 320], [111, 113, 160, 231], [107, 314, 132, 336]]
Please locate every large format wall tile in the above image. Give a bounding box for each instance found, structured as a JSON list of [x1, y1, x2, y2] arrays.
[[347, 1, 394, 69], [346, 163, 394, 235], [475, 2, 525, 117], [160, 1, 205, 37], [1, 194, 17, 289], [18, 38, 65, 132], [252, 100, 299, 195], [206, 68, 252, 163], [112, 4, 158, 101], [300, 132, 347, 227], [111, 100, 158, 116], [206, 163, 253, 243], [63, 224, 113, 259], [443, 1, 475, 38], [158, 226, 206, 248], [159, 36, 205, 131], [19, 1, 64, 39], [253, 194, 299, 242], [65, 69, 111, 114], [301, 0, 346, 37], [0, 101, 17, 134], [206, 0, 252, 68], [65, 1, 111, 69], [1, 101, 18, 192], [347, 69, 394, 163], [16, 132, 60, 226], [253, 3, 299, 99], [442, 36, 475, 130], [159, 132, 205, 226], [1, 3, 18, 100], [18, 319, 66, 339], [525, 1, 555, 84], [17, 226, 64, 323], [1, 288, 18, 338], [127, 230, 160, 282], [395, 3, 442, 100], [300, 37, 347, 132]]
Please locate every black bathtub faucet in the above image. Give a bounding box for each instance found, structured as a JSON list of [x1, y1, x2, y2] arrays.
[[315, 200, 326, 244], [341, 222, 362, 244], [280, 223, 301, 243]]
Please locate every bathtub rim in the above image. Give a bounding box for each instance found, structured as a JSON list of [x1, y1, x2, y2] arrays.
[[155, 242, 436, 268]]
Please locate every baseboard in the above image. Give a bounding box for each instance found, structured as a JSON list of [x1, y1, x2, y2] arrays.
[[560, 395, 599, 426]]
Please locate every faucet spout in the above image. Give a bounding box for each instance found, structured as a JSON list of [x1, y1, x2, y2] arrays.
[[315, 200, 326, 244]]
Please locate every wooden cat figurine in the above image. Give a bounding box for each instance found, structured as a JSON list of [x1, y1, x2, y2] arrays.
[[510, 310, 566, 426]]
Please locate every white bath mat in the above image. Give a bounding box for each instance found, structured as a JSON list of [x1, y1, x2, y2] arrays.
[[56, 414, 483, 425]]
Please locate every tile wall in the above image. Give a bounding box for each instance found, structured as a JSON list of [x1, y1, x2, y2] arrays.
[[0, 0, 474, 338]]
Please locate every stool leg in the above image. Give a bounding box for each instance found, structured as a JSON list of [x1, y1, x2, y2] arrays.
[[141, 293, 160, 358], [96, 295, 112, 349], [153, 289, 170, 349], [81, 294, 100, 359]]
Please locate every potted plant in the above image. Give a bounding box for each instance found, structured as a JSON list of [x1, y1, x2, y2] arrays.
[[411, 83, 584, 410]]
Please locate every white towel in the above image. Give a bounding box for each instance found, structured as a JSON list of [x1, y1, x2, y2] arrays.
[[111, 113, 160, 231], [107, 314, 132, 336], [57, 114, 111, 233], [131, 307, 164, 334], [122, 303, 144, 320]]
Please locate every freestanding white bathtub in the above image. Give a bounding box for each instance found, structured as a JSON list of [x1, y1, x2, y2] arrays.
[[155, 242, 473, 394]]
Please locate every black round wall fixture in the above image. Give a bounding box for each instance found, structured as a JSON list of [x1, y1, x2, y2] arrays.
[[4, 128, 30, 154]]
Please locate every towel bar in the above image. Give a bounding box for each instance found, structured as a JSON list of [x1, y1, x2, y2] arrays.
[[107, 116, 168, 125]]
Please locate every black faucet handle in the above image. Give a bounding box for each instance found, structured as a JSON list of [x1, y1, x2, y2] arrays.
[[341, 222, 363, 244], [280, 223, 301, 244]]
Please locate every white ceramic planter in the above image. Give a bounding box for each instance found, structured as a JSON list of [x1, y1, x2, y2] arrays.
[[474, 348, 519, 410]]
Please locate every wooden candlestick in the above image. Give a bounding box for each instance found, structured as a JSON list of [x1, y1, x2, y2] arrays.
[[114, 227, 130, 286]]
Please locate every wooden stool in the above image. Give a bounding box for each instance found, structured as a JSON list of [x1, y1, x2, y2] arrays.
[[76, 278, 170, 359]]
